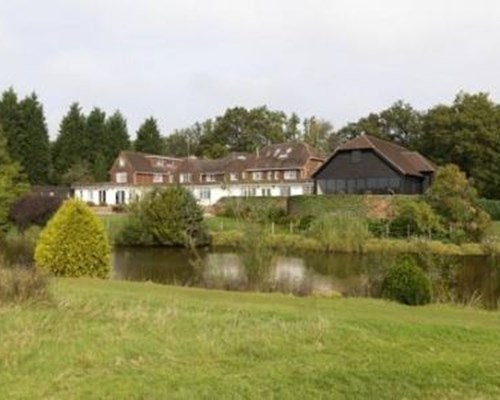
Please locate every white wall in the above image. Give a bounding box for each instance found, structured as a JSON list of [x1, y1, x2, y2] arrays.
[[73, 182, 314, 207]]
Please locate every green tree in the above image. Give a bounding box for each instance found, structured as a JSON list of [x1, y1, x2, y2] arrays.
[[134, 117, 164, 154], [0, 127, 29, 229], [302, 117, 333, 154], [85, 107, 107, 181], [18, 93, 51, 184], [104, 111, 130, 167], [198, 106, 287, 156], [419, 92, 500, 198], [52, 103, 87, 181], [285, 113, 301, 142], [0, 87, 22, 162], [117, 186, 208, 246], [164, 123, 202, 157], [337, 101, 422, 147], [35, 199, 111, 278], [426, 164, 491, 241]]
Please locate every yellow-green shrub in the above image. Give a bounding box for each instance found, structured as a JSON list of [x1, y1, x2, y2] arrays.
[[34, 199, 110, 278]]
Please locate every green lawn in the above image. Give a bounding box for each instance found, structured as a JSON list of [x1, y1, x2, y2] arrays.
[[1, 279, 500, 399]]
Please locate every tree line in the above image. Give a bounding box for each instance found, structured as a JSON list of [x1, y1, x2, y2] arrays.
[[0, 87, 499, 198]]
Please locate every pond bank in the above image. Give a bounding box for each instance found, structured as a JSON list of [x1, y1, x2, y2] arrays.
[[211, 230, 500, 256]]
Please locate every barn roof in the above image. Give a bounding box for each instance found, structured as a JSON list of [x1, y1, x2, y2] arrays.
[[313, 135, 435, 178]]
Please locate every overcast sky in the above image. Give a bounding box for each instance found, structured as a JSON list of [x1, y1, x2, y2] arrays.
[[1, 0, 499, 138]]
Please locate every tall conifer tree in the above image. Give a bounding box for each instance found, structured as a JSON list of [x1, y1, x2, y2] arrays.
[[18, 93, 51, 184], [52, 103, 87, 181], [134, 117, 163, 154]]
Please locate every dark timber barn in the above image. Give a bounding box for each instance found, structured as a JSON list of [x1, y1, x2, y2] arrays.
[[313, 135, 435, 195]]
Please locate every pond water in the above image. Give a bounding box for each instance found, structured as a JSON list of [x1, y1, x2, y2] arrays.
[[112, 247, 500, 309]]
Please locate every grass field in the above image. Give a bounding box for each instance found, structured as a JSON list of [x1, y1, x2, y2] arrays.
[[1, 279, 500, 399]]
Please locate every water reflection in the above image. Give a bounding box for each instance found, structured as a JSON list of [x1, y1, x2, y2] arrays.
[[112, 247, 500, 309]]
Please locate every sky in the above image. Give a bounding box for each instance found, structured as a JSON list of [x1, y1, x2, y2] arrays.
[[1, 0, 499, 138]]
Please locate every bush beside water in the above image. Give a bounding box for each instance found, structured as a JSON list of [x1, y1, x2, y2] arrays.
[[382, 258, 432, 306]]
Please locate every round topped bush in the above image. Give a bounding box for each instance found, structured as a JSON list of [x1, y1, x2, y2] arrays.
[[34, 199, 111, 278], [382, 258, 432, 306]]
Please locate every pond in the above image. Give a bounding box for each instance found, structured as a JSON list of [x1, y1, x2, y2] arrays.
[[112, 247, 500, 309]]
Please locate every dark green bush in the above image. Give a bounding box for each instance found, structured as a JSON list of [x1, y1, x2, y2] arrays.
[[382, 258, 432, 306], [117, 186, 209, 247]]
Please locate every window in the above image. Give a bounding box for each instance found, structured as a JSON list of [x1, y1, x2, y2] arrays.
[[153, 174, 163, 183], [243, 187, 256, 197], [267, 171, 273, 180], [168, 174, 174, 184], [356, 179, 366, 191], [284, 170, 297, 180], [274, 171, 280, 180], [347, 179, 356, 193], [230, 173, 238, 181], [204, 174, 216, 183], [252, 171, 263, 181], [200, 188, 211, 200], [155, 159, 164, 167], [389, 178, 401, 188], [115, 190, 126, 205], [98, 190, 107, 205], [261, 188, 271, 196], [118, 157, 125, 167], [336, 179, 346, 192], [279, 186, 291, 197], [180, 173, 192, 183], [116, 172, 127, 183], [351, 150, 362, 163], [303, 184, 313, 195], [242, 172, 247, 180]]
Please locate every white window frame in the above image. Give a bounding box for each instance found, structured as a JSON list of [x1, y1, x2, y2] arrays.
[[252, 171, 263, 181], [116, 172, 127, 183], [180, 173, 192, 183], [153, 174, 163, 183], [284, 170, 297, 180], [200, 188, 211, 200], [204, 174, 216, 183], [230, 173, 238, 181]]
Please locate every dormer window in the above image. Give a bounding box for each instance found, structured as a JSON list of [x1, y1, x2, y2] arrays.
[[252, 171, 263, 181], [180, 173, 192, 183], [116, 172, 127, 183], [153, 174, 163, 183], [284, 170, 297, 180]]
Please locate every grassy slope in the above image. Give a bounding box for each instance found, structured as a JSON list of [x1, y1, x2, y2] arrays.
[[1, 279, 500, 399]]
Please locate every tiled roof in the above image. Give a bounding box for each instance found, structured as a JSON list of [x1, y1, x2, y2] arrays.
[[247, 142, 323, 170], [315, 135, 435, 177], [120, 151, 180, 173], [118, 142, 323, 177]]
